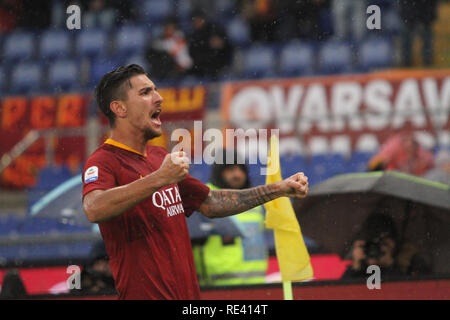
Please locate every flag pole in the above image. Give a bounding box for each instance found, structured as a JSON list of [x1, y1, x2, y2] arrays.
[[283, 281, 293, 300]]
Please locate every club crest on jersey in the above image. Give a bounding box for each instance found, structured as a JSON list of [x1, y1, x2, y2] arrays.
[[84, 166, 99, 183]]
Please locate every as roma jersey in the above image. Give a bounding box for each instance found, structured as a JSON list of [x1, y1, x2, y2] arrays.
[[82, 139, 210, 300]]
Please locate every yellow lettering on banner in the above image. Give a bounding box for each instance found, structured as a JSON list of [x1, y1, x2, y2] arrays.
[[159, 89, 177, 113], [179, 88, 192, 111], [30, 96, 56, 129], [158, 87, 205, 113], [1, 97, 27, 130], [56, 95, 84, 127]]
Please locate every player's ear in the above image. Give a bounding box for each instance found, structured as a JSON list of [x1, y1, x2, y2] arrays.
[[110, 101, 127, 119]]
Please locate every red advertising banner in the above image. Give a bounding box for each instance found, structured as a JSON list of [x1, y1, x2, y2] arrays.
[[221, 70, 450, 156], [0, 94, 89, 189]]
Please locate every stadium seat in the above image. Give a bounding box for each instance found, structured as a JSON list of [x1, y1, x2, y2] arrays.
[[76, 29, 108, 58], [90, 58, 122, 86], [115, 25, 147, 57], [279, 41, 315, 76], [2, 31, 35, 62], [242, 44, 276, 79], [358, 37, 393, 71], [279, 154, 310, 182], [0, 66, 5, 93], [40, 30, 72, 60], [349, 151, 374, 173], [18, 217, 62, 235], [0, 215, 24, 236], [10, 62, 42, 94], [214, 0, 236, 23], [124, 54, 149, 71], [317, 40, 353, 74], [226, 17, 251, 47], [47, 59, 80, 92], [309, 154, 338, 185], [142, 0, 172, 23]]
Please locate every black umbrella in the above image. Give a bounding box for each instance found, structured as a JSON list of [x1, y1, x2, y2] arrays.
[[294, 171, 450, 275]]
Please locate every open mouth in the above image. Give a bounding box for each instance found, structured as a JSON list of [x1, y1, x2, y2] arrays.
[[150, 109, 162, 126]]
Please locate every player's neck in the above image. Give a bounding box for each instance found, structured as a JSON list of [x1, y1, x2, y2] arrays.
[[109, 128, 147, 156]]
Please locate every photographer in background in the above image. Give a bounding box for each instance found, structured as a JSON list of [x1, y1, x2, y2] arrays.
[[341, 210, 430, 280], [342, 212, 403, 279]]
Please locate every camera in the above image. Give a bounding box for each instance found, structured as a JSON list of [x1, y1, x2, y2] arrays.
[[363, 237, 385, 260]]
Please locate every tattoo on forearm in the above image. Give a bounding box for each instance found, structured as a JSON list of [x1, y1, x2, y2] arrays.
[[203, 184, 281, 218]]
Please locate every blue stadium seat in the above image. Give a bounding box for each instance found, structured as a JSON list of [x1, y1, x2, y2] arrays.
[[115, 25, 147, 57], [242, 44, 276, 78], [90, 58, 122, 86], [279, 41, 315, 76], [214, 0, 236, 23], [40, 30, 72, 60], [318, 41, 353, 74], [0, 215, 24, 236], [349, 151, 374, 173], [47, 59, 80, 92], [10, 62, 42, 94], [124, 54, 149, 71], [76, 29, 107, 58], [2, 32, 35, 62], [142, 0, 172, 23], [0, 66, 5, 93], [18, 217, 62, 235], [358, 37, 393, 71], [226, 17, 250, 47], [281, 154, 307, 178]]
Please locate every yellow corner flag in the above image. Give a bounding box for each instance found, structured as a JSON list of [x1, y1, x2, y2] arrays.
[[264, 135, 313, 299]]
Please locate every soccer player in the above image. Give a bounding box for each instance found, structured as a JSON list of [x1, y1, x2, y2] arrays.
[[82, 64, 309, 299]]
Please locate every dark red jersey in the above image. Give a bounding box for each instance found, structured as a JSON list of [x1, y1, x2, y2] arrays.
[[82, 139, 210, 300]]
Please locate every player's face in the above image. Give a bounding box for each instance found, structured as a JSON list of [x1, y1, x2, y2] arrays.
[[221, 165, 247, 189], [124, 74, 163, 140]]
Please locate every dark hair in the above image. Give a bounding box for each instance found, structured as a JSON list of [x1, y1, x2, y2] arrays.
[[210, 149, 251, 189], [94, 64, 146, 127]]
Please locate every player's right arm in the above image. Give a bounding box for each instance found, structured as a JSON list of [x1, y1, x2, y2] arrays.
[[83, 151, 189, 223]]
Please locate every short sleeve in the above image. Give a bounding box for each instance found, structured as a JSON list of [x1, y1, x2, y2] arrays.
[[178, 175, 210, 217], [82, 152, 118, 198]]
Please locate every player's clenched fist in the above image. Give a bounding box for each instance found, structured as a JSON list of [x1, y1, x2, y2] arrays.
[[278, 172, 308, 198], [156, 151, 190, 185]]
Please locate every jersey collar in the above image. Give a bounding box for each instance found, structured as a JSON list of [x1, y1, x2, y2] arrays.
[[104, 138, 147, 157]]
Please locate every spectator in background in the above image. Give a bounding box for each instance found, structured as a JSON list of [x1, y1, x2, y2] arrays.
[[146, 18, 193, 81], [398, 0, 439, 66], [331, 0, 367, 41], [82, 0, 116, 29], [342, 209, 430, 280], [70, 240, 116, 295], [0, 0, 22, 32], [187, 10, 233, 79], [368, 132, 434, 176], [238, 0, 279, 42], [424, 149, 450, 185], [342, 212, 403, 279], [276, 0, 331, 41], [192, 151, 268, 286], [0, 269, 27, 299]]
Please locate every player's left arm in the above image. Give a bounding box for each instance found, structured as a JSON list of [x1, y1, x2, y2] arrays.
[[198, 172, 308, 218]]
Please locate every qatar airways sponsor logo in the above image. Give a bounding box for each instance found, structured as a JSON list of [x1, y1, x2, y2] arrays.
[[152, 185, 184, 217]]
